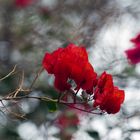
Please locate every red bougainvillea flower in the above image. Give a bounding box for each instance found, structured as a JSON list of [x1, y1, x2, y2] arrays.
[[130, 33, 140, 47], [15, 0, 33, 8], [93, 72, 125, 114], [57, 110, 79, 140], [42, 43, 97, 93], [57, 110, 79, 129], [125, 47, 140, 64], [125, 33, 140, 64]]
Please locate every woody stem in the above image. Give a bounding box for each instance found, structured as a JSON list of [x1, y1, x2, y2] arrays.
[[29, 66, 44, 90], [74, 88, 80, 103]]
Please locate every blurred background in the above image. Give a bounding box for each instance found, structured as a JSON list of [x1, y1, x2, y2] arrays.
[[0, 0, 140, 140]]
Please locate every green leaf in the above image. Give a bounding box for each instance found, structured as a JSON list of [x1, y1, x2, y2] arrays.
[[46, 101, 57, 112], [87, 130, 100, 140]]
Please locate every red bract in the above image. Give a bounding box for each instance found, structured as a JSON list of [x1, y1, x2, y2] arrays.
[[93, 72, 125, 114], [42, 43, 97, 93], [15, 0, 33, 8], [125, 33, 140, 64], [57, 110, 79, 129], [125, 47, 140, 64], [130, 33, 140, 47]]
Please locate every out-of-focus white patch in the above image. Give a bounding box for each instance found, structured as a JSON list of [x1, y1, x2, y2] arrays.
[[90, 119, 108, 136], [125, 87, 140, 101], [135, 65, 140, 75], [48, 138, 59, 140], [46, 126, 60, 136], [131, 132, 140, 140], [129, 117, 140, 129], [117, 0, 134, 8], [73, 131, 94, 140], [17, 122, 43, 140], [40, 0, 58, 9], [123, 87, 140, 114], [106, 128, 122, 140]]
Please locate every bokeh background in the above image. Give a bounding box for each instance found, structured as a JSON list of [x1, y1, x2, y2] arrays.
[[0, 0, 140, 140]]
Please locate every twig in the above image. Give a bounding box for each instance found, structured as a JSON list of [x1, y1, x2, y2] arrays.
[[74, 88, 79, 103], [61, 102, 103, 115], [0, 94, 104, 115], [29, 66, 44, 90], [14, 70, 24, 97], [0, 65, 17, 81], [0, 95, 57, 103], [0, 100, 26, 120]]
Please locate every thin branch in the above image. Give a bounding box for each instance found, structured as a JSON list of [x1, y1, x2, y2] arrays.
[[62, 103, 103, 115], [14, 70, 24, 97], [0, 65, 17, 81], [0, 100, 26, 120], [29, 66, 44, 90], [0, 95, 57, 102], [0, 94, 103, 115]]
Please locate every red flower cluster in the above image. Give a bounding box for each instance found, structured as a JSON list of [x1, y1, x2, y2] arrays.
[[93, 72, 125, 114], [43, 43, 125, 114], [42, 43, 97, 93], [15, 0, 33, 8], [125, 33, 140, 64]]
